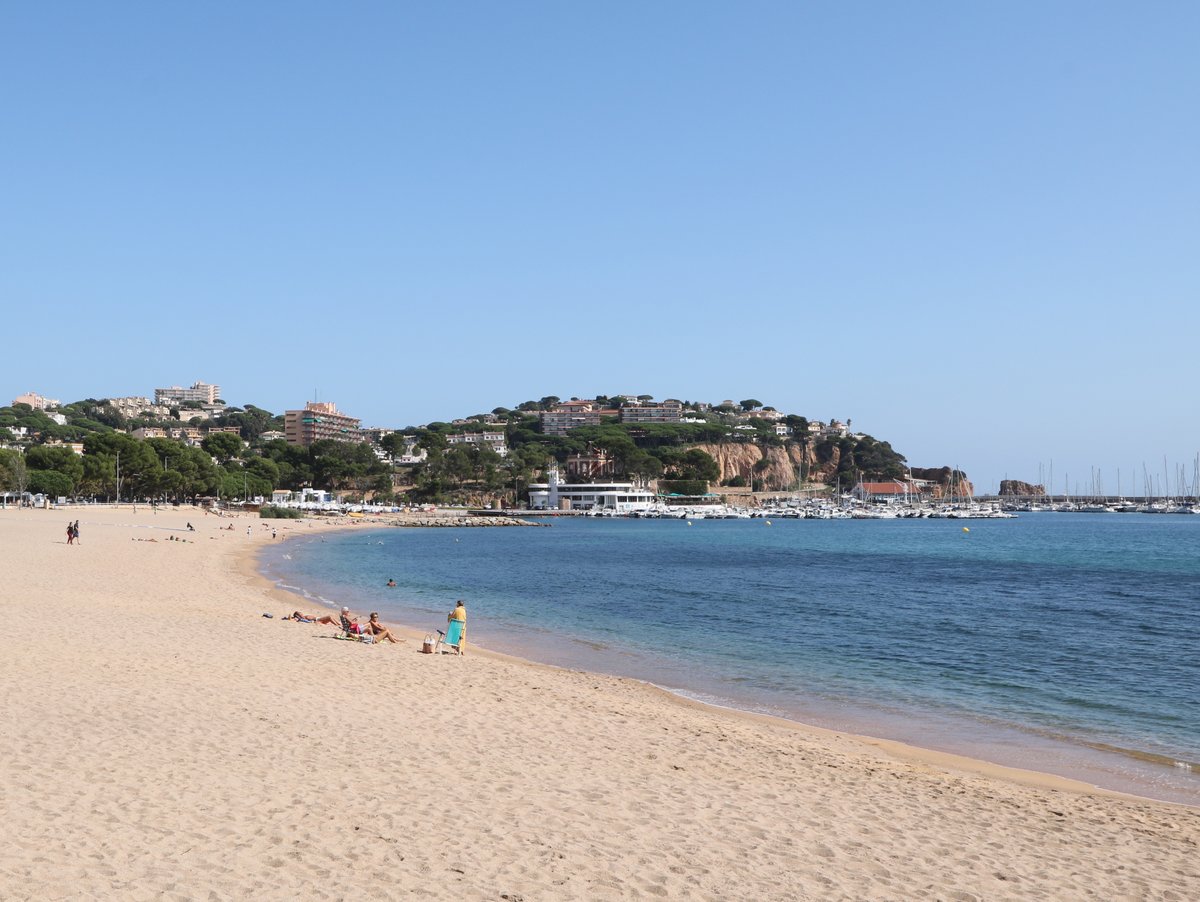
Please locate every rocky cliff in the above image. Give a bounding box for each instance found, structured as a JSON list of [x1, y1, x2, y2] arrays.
[[998, 480, 1045, 497], [693, 443, 834, 491], [691, 445, 971, 496], [909, 466, 975, 498]]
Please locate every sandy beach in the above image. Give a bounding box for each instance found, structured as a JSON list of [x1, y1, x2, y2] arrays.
[[0, 506, 1196, 900]]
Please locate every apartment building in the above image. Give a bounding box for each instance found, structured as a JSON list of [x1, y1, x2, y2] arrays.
[[106, 397, 172, 419], [284, 401, 362, 447], [619, 399, 683, 425], [155, 381, 221, 405], [12, 392, 60, 410], [540, 401, 619, 436], [446, 431, 508, 457]]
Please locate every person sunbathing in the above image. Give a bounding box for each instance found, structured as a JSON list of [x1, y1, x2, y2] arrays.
[[367, 612, 400, 644], [287, 611, 339, 625], [340, 607, 372, 638]]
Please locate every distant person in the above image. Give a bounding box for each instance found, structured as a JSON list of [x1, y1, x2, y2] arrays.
[[272, 528, 277, 539], [72, 520, 80, 545], [186, 522, 195, 531], [66, 522, 74, 545], [386, 579, 396, 587], [367, 612, 400, 644]]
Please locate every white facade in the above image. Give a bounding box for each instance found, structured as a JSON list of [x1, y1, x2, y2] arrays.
[[527, 468, 657, 512], [446, 431, 508, 457], [155, 382, 221, 405]]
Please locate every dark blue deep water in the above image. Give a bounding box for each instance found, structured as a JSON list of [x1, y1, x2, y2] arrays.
[[261, 514, 1200, 804]]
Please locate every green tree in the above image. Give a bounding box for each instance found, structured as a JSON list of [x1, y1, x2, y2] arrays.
[[0, 449, 29, 497], [29, 469, 74, 498], [201, 431, 243, 463], [245, 456, 280, 487], [380, 432, 409, 460], [24, 445, 84, 493], [82, 433, 161, 500], [739, 399, 762, 411]]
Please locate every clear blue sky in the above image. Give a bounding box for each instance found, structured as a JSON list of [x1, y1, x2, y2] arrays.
[[3, 2, 1197, 494]]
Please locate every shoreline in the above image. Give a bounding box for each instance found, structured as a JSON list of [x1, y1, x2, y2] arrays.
[[3, 506, 1197, 899], [259, 522, 1199, 809]]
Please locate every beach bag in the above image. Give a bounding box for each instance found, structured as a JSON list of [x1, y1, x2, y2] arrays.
[[421, 634, 436, 654]]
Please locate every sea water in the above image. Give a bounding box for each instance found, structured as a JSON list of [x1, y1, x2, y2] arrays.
[[260, 513, 1200, 805]]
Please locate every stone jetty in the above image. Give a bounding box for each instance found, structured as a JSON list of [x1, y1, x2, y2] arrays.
[[391, 515, 544, 528]]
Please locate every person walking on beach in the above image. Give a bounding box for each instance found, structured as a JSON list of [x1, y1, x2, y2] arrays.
[[72, 520, 80, 545], [66, 522, 74, 545]]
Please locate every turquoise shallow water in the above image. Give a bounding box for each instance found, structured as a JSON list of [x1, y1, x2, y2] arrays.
[[261, 513, 1200, 804]]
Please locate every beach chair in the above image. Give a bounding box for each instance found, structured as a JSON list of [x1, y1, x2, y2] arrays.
[[339, 615, 375, 643], [434, 618, 464, 654]]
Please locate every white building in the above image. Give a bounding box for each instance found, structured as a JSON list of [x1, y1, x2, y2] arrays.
[[446, 431, 508, 457], [155, 382, 221, 405], [527, 468, 657, 512], [105, 396, 171, 419]]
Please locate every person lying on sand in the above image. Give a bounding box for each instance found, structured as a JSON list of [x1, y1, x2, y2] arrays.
[[367, 612, 400, 644], [286, 611, 339, 625]]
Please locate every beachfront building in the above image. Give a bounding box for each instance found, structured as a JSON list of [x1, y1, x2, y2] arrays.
[[446, 431, 508, 457], [619, 399, 683, 425], [12, 391, 60, 410], [527, 468, 657, 512], [155, 381, 221, 406], [284, 401, 363, 447]]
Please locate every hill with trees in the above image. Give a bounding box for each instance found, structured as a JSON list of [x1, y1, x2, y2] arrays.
[[0, 394, 957, 506]]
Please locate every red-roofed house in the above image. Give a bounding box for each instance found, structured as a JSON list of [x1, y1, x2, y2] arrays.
[[852, 480, 921, 503]]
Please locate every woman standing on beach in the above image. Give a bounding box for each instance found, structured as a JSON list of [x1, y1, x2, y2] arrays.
[[444, 600, 466, 655]]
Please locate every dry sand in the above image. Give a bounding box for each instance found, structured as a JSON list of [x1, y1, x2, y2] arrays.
[[0, 506, 1196, 900]]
